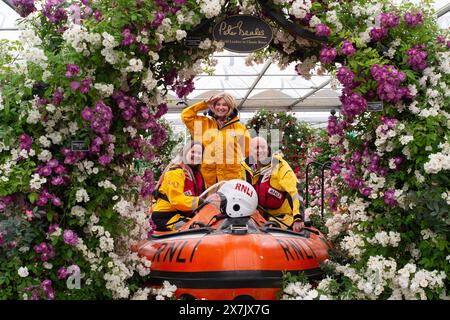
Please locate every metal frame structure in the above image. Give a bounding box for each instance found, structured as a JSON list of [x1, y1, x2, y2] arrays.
[[1, 0, 449, 115]]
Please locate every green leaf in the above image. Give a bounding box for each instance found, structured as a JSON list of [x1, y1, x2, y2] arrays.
[[28, 192, 38, 204]]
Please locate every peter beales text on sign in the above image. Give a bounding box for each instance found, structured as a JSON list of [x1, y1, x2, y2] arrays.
[[213, 15, 273, 53]]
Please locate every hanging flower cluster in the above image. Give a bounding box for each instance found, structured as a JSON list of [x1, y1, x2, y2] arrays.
[[370, 64, 410, 103]]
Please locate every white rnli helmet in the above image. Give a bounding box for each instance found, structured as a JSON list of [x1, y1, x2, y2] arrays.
[[217, 179, 258, 218]]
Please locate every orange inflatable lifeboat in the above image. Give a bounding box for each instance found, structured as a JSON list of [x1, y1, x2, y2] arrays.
[[133, 180, 332, 300]]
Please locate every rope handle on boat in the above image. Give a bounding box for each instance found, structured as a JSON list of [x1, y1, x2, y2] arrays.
[[257, 206, 319, 235], [256, 206, 291, 229]]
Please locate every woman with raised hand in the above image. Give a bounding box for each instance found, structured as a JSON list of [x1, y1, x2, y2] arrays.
[[181, 93, 250, 188]]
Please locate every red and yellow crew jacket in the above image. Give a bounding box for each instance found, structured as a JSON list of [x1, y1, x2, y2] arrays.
[[240, 153, 305, 228], [151, 164, 205, 230], [181, 101, 250, 188]]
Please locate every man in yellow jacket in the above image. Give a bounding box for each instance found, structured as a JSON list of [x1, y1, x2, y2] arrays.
[[241, 137, 305, 232], [181, 93, 250, 188]]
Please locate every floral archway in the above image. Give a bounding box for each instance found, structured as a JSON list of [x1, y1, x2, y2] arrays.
[[0, 0, 448, 300]]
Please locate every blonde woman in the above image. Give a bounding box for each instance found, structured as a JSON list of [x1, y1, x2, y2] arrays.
[[181, 93, 250, 188], [150, 141, 205, 231]]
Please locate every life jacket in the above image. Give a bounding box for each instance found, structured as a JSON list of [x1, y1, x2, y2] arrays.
[[243, 156, 287, 210], [254, 170, 286, 210], [182, 167, 205, 197], [155, 163, 205, 202]]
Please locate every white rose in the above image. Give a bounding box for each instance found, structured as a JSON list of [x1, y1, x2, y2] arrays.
[[309, 16, 322, 28], [176, 30, 187, 41], [43, 262, 53, 269], [38, 150, 52, 162], [18, 266, 29, 278]]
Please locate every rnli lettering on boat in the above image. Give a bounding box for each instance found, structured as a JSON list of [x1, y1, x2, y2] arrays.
[[234, 182, 254, 197], [151, 240, 202, 263], [276, 238, 317, 261]]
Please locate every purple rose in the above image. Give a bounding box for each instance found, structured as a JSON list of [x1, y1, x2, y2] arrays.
[[94, 10, 102, 21], [152, 11, 164, 28], [406, 47, 428, 71], [40, 279, 55, 300], [65, 64, 80, 78], [138, 43, 150, 54], [359, 187, 372, 197], [32, 290, 40, 300], [81, 107, 93, 121], [352, 151, 362, 163], [47, 223, 59, 234], [51, 197, 62, 207], [12, 0, 36, 17], [330, 161, 341, 176], [394, 156, 403, 167], [384, 189, 398, 207], [63, 229, 79, 246], [51, 176, 64, 186], [52, 89, 64, 105], [35, 193, 49, 206], [173, 0, 186, 5], [378, 12, 399, 28], [436, 36, 446, 44], [41, 279, 52, 289], [340, 91, 367, 120], [37, 98, 48, 106], [155, 103, 168, 118], [370, 27, 387, 42], [83, 100, 113, 135], [54, 164, 66, 175], [371, 64, 409, 103], [319, 47, 337, 65], [47, 159, 59, 168], [404, 10, 424, 27], [121, 28, 136, 46], [20, 133, 33, 151], [41, 166, 52, 177], [80, 79, 91, 94], [98, 155, 113, 166], [42, 0, 68, 24], [70, 81, 81, 91], [69, 3, 81, 24], [57, 267, 68, 279], [315, 23, 330, 37], [340, 40, 355, 56], [336, 66, 355, 88], [33, 242, 55, 261]]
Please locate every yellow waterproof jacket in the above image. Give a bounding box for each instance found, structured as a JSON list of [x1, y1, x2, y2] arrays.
[[241, 153, 304, 228], [181, 101, 250, 188], [151, 167, 203, 229]]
